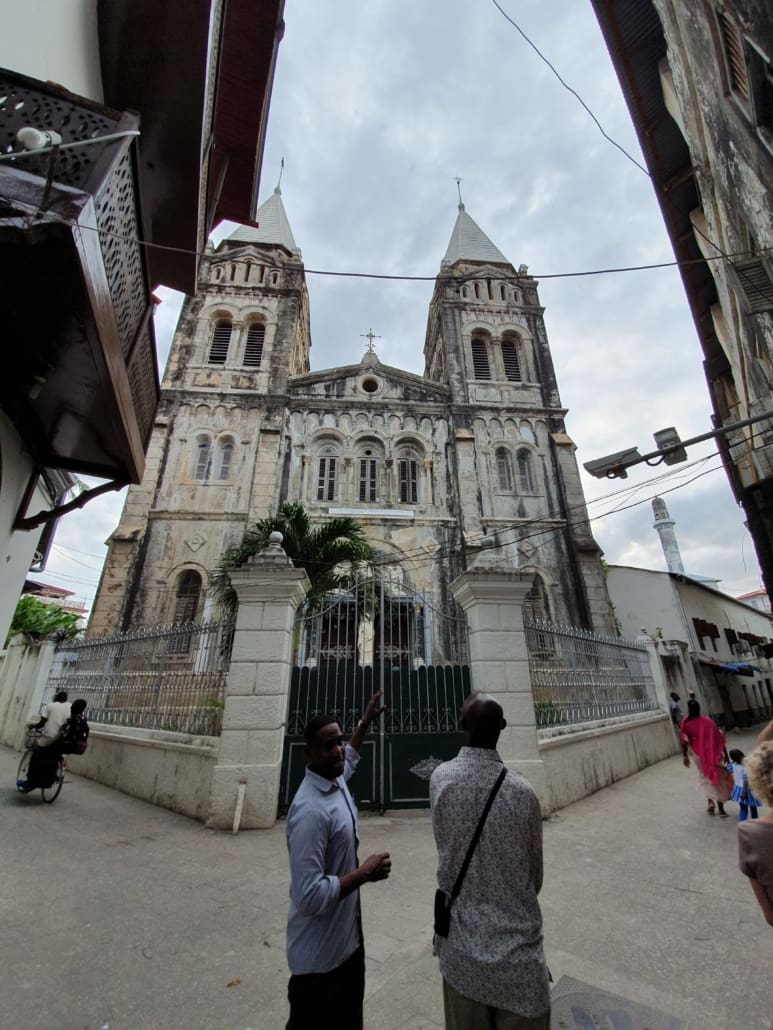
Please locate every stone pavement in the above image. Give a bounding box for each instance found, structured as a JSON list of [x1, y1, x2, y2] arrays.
[[0, 729, 771, 1030]]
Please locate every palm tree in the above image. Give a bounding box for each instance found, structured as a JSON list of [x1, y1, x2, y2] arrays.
[[210, 502, 375, 618]]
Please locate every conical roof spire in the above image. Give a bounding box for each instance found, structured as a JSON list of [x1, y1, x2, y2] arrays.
[[227, 186, 300, 255], [441, 203, 509, 267]]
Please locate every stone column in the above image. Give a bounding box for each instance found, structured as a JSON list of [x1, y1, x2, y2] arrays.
[[450, 569, 549, 809], [207, 536, 310, 830]]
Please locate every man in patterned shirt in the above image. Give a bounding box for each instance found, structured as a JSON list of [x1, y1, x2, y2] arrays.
[[430, 692, 550, 1029]]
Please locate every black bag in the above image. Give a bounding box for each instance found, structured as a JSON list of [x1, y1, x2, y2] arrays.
[[434, 889, 452, 938], [433, 767, 507, 938], [60, 714, 89, 755]]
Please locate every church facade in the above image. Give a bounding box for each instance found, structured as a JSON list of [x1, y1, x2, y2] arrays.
[[88, 190, 616, 642]]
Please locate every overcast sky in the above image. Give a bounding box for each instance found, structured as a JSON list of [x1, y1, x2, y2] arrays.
[[33, 0, 765, 613]]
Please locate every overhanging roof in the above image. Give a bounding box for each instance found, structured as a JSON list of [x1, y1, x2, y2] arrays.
[[98, 0, 285, 294]]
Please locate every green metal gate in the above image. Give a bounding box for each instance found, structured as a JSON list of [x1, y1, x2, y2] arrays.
[[279, 572, 470, 813]]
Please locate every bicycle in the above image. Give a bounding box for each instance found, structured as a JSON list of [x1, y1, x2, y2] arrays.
[[16, 728, 64, 803]]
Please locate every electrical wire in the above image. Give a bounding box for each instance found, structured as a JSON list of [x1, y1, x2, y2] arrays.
[[488, 0, 650, 176]]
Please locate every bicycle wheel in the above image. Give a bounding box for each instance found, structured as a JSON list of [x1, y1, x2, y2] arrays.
[[41, 757, 64, 804], [16, 749, 32, 788]]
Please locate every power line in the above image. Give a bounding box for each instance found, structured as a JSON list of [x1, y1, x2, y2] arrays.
[[488, 0, 650, 176]]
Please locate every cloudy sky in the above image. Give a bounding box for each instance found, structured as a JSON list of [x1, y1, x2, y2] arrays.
[[32, 0, 765, 612]]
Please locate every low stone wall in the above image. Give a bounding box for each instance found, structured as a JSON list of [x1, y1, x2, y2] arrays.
[[539, 712, 678, 812], [67, 724, 218, 822]]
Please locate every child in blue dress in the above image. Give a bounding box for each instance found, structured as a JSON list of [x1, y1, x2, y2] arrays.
[[727, 749, 762, 821]]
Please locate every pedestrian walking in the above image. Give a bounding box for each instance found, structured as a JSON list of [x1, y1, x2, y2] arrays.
[[430, 692, 550, 1030], [284, 691, 391, 1030], [668, 692, 683, 727], [680, 699, 730, 817], [738, 742, 773, 926], [727, 748, 761, 822]]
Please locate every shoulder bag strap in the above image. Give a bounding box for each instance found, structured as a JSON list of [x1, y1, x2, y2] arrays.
[[449, 766, 507, 903]]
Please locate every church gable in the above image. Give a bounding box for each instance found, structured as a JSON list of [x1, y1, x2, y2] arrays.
[[289, 360, 450, 405]]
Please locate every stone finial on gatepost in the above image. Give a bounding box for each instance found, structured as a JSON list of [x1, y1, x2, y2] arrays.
[[207, 534, 310, 830], [450, 568, 550, 811]]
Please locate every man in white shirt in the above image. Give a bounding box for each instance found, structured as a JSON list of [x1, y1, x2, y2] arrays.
[[17, 691, 71, 792], [430, 692, 550, 1029]]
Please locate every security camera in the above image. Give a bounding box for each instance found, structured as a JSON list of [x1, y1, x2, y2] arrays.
[[582, 447, 642, 479]]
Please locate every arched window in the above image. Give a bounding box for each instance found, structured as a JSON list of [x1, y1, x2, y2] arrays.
[[517, 449, 535, 493], [217, 439, 234, 481], [194, 437, 212, 481], [398, 447, 419, 503], [316, 444, 339, 501], [243, 324, 265, 367], [208, 320, 232, 364], [172, 571, 202, 624], [471, 337, 491, 379], [495, 447, 513, 491], [523, 574, 550, 623], [358, 448, 379, 502], [501, 336, 522, 381]]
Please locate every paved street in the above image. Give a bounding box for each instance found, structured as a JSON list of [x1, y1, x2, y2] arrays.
[[1, 730, 771, 1030]]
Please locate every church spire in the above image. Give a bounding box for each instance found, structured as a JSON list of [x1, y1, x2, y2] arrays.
[[441, 202, 509, 267], [226, 185, 300, 255]]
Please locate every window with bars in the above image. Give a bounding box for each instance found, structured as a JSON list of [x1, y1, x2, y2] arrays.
[[208, 320, 232, 364], [517, 450, 535, 493], [217, 440, 234, 480], [317, 448, 338, 501], [194, 438, 212, 481], [243, 324, 265, 367], [358, 453, 378, 502], [501, 337, 522, 381], [398, 453, 418, 503], [471, 337, 491, 379], [495, 447, 513, 491]]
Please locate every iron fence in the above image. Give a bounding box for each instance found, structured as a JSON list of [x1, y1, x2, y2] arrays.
[[525, 620, 658, 728], [45, 620, 233, 736]]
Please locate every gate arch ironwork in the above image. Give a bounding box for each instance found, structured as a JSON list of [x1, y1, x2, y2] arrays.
[[280, 569, 471, 812]]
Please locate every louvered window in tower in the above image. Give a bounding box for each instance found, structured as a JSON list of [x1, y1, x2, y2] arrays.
[[471, 338, 491, 379], [172, 571, 201, 625], [399, 454, 418, 503], [217, 440, 234, 481], [195, 438, 212, 481], [244, 324, 265, 367], [501, 339, 522, 381], [517, 450, 535, 493], [523, 575, 550, 623], [496, 448, 513, 491], [317, 449, 338, 501], [718, 12, 750, 101], [358, 454, 378, 502], [208, 320, 232, 364]]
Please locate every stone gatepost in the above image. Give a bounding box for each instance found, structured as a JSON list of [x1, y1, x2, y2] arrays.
[[207, 536, 310, 830], [450, 569, 549, 810]]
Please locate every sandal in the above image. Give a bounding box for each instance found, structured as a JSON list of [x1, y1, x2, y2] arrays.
[[707, 801, 716, 815]]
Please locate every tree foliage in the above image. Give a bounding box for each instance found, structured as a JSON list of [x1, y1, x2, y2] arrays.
[[7, 595, 82, 646], [210, 502, 375, 618]]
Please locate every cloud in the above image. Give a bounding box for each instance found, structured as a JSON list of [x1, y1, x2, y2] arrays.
[[29, 0, 765, 613]]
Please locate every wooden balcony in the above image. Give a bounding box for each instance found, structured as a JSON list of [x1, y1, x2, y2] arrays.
[[0, 69, 159, 486]]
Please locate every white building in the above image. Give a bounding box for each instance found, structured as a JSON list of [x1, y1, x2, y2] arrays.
[[607, 564, 773, 728]]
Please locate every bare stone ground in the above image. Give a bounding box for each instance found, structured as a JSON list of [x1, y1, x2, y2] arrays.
[[0, 729, 770, 1029]]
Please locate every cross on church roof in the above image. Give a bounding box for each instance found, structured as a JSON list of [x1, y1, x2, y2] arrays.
[[361, 328, 381, 353]]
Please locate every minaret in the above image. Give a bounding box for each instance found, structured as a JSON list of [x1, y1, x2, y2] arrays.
[[652, 496, 685, 574]]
